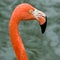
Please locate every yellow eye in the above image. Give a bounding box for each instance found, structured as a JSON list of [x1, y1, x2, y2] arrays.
[[29, 9, 34, 13]]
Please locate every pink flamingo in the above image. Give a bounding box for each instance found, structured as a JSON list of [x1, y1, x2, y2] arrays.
[[9, 3, 47, 60]]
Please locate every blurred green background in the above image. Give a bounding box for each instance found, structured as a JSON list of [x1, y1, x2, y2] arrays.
[[0, 0, 60, 60]]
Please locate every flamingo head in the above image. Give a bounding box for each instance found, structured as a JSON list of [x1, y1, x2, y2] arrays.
[[19, 3, 47, 33]]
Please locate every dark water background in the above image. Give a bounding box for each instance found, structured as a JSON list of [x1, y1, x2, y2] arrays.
[[0, 0, 60, 60]]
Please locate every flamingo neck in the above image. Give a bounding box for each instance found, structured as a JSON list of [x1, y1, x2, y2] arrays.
[[9, 12, 28, 60]]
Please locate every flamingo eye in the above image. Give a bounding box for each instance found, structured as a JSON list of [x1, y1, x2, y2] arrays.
[[29, 9, 34, 13]]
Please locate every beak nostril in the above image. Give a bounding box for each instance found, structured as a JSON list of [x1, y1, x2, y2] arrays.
[[39, 13, 41, 14]]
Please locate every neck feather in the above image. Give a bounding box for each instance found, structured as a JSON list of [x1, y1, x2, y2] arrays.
[[9, 12, 28, 60]]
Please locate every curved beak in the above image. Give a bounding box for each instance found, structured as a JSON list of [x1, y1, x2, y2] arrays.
[[40, 16, 47, 33], [31, 9, 47, 34]]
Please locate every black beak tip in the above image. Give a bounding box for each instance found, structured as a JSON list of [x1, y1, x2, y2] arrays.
[[40, 16, 47, 34]]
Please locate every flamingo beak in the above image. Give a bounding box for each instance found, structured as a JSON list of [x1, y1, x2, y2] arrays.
[[31, 9, 47, 34], [40, 16, 47, 33]]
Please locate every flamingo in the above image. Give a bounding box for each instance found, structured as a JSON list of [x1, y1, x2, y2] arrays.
[[9, 3, 47, 60]]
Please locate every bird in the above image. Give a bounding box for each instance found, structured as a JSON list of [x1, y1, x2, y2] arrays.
[[9, 3, 47, 60]]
